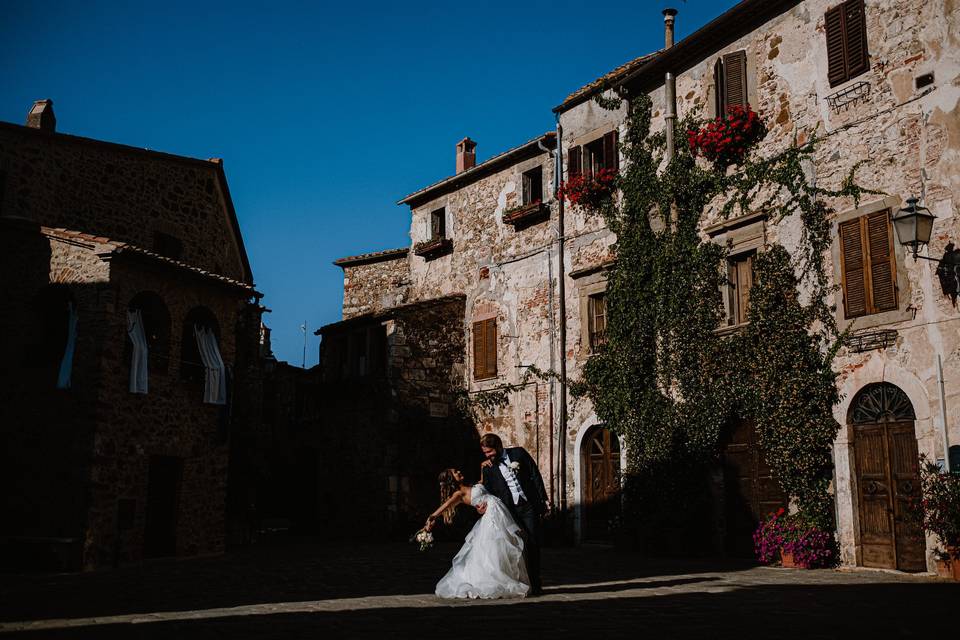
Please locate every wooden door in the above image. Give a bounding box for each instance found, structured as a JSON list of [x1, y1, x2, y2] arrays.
[[583, 428, 621, 541], [854, 421, 925, 571], [722, 417, 787, 557], [850, 382, 924, 571], [144, 456, 182, 558]]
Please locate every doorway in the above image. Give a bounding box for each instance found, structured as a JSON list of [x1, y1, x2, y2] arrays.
[[144, 455, 183, 558], [581, 426, 622, 541]]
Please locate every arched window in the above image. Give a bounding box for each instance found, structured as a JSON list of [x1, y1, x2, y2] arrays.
[[848, 382, 916, 424], [29, 285, 77, 388], [180, 307, 220, 383], [128, 292, 171, 374]]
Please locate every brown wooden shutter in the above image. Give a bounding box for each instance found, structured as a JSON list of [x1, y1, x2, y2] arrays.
[[602, 131, 618, 172], [472, 320, 485, 379], [714, 57, 726, 116], [839, 218, 867, 318], [866, 211, 898, 312], [568, 146, 582, 178], [736, 255, 753, 325], [484, 318, 497, 378], [825, 4, 847, 87], [843, 0, 869, 80], [722, 50, 748, 109]]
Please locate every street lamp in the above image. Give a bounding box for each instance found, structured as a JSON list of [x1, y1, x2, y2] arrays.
[[891, 197, 936, 260]]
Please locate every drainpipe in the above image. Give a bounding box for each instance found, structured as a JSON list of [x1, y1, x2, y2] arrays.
[[539, 135, 560, 507], [554, 116, 569, 515], [663, 9, 678, 166], [937, 355, 951, 472]]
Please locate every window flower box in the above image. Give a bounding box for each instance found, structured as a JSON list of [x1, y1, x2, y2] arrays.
[[413, 237, 452, 260], [502, 200, 549, 227], [687, 105, 767, 170], [559, 169, 616, 211]]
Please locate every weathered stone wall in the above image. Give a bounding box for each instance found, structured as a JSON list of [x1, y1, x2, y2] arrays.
[[0, 217, 259, 570], [558, 0, 960, 564], [0, 124, 248, 281], [341, 254, 411, 319], [402, 147, 562, 499]]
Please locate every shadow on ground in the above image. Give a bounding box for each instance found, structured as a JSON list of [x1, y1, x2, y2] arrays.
[[0, 539, 756, 622]]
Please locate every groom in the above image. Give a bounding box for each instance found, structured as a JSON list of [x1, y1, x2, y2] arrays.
[[478, 433, 548, 595]]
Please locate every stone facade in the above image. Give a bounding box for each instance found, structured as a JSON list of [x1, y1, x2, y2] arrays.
[[556, 0, 960, 568], [316, 295, 474, 537], [334, 0, 959, 569], [0, 107, 262, 571], [336, 249, 411, 320]]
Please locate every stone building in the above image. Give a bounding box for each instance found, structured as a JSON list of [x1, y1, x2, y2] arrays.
[[554, 0, 960, 570], [0, 101, 263, 570], [333, 0, 958, 571]]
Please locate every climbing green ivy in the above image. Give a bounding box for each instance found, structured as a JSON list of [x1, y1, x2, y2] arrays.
[[572, 91, 876, 530]]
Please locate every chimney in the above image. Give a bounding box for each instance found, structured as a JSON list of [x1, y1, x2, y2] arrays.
[[456, 137, 477, 174], [26, 99, 56, 132], [663, 8, 678, 49]]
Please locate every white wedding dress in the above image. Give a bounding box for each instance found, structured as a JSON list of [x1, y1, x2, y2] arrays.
[[435, 484, 530, 599]]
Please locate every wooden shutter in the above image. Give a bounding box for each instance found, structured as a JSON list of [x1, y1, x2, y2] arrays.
[[472, 321, 485, 379], [735, 255, 753, 325], [844, 0, 870, 80], [840, 218, 867, 318], [473, 318, 497, 379], [602, 131, 619, 172], [825, 4, 847, 87], [722, 50, 748, 109], [484, 318, 497, 378], [714, 57, 726, 116], [866, 211, 898, 312], [568, 146, 582, 178]]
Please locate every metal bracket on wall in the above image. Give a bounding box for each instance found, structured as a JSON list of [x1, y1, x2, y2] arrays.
[[825, 81, 871, 113], [845, 328, 898, 353]]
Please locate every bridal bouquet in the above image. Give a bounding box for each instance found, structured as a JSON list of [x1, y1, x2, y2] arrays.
[[413, 528, 434, 552]]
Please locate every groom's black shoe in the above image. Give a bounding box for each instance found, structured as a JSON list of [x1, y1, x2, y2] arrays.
[[527, 587, 544, 597]]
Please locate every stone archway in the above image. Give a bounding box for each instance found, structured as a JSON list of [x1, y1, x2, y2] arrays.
[[848, 382, 926, 571]]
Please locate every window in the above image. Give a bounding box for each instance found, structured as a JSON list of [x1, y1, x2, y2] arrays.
[[522, 166, 543, 206], [588, 293, 607, 351], [180, 307, 220, 383], [839, 210, 898, 318], [825, 0, 869, 87], [726, 252, 754, 326], [714, 50, 748, 116], [568, 131, 618, 179], [472, 318, 497, 380], [430, 208, 446, 240], [29, 285, 76, 388], [153, 232, 183, 261], [128, 292, 171, 374]]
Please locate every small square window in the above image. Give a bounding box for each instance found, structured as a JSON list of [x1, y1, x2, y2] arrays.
[[522, 166, 543, 206]]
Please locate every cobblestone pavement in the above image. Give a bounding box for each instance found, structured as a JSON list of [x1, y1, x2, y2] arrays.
[[1, 540, 956, 639]]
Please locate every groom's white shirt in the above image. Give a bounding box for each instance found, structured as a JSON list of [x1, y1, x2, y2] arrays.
[[499, 451, 527, 505]]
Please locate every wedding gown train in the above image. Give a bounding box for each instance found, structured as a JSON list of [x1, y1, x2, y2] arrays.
[[435, 484, 530, 599]]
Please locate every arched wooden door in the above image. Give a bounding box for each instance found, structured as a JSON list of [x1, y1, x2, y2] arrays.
[[721, 417, 787, 557], [582, 427, 621, 541], [850, 383, 925, 571]]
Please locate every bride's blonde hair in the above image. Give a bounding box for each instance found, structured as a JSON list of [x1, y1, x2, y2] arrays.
[[437, 468, 461, 524]]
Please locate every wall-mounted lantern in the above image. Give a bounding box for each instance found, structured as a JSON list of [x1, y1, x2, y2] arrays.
[[891, 197, 936, 260]]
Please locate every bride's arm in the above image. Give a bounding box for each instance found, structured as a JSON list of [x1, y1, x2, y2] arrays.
[[424, 492, 463, 531]]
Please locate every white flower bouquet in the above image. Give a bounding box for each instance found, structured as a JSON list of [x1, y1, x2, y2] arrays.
[[508, 461, 520, 472], [413, 528, 434, 552]]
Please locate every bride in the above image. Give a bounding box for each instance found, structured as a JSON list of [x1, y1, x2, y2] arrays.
[[424, 468, 529, 599]]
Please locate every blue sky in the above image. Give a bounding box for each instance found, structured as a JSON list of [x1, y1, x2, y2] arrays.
[[1, 0, 738, 366]]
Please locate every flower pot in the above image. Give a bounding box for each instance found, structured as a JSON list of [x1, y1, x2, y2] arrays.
[[780, 549, 799, 568]]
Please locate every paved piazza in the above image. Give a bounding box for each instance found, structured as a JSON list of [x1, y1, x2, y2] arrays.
[[1, 541, 956, 638]]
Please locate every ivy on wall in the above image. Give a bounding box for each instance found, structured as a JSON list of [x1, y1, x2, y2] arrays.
[[571, 91, 876, 529]]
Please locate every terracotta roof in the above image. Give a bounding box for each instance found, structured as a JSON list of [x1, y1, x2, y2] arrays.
[[554, 51, 661, 113], [397, 132, 555, 207], [0, 121, 254, 284], [39, 225, 261, 297], [333, 247, 408, 268], [316, 294, 466, 335]]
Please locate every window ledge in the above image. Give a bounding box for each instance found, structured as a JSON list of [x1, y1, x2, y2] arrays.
[[714, 323, 748, 337], [413, 237, 453, 260], [502, 201, 550, 228]]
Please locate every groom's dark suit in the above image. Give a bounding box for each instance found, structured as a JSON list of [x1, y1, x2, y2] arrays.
[[481, 446, 548, 592]]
